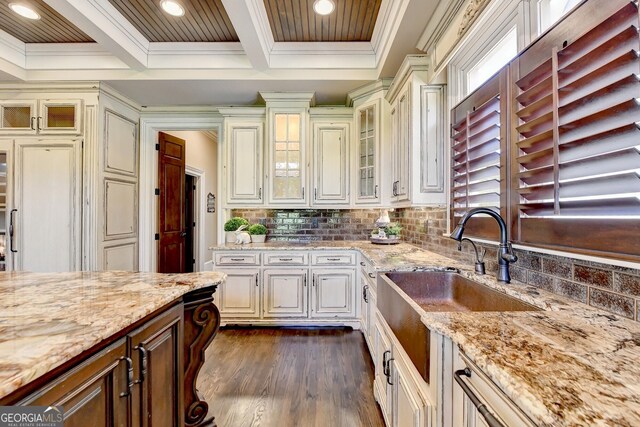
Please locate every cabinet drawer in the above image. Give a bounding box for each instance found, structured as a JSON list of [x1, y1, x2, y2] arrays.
[[312, 252, 356, 266], [214, 252, 260, 266], [264, 252, 308, 266]]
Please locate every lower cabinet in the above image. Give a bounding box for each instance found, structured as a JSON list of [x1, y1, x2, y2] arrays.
[[129, 305, 184, 427], [18, 304, 186, 427], [263, 268, 308, 318], [310, 268, 356, 318], [19, 338, 130, 427], [217, 268, 260, 318], [451, 346, 535, 427], [374, 312, 431, 427]]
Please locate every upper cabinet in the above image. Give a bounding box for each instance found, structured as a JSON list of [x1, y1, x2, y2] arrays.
[[386, 56, 446, 207], [220, 108, 265, 207], [310, 107, 352, 206], [262, 92, 314, 207], [349, 80, 392, 207], [0, 99, 82, 135]]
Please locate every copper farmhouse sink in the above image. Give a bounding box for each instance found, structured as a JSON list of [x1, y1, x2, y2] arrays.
[[377, 271, 540, 383]]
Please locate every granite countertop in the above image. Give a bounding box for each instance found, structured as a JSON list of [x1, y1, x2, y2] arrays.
[[0, 271, 225, 401], [211, 241, 640, 426]]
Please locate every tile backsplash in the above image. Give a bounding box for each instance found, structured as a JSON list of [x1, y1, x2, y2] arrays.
[[231, 207, 640, 321]]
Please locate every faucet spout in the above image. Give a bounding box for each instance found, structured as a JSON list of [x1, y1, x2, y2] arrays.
[[449, 208, 517, 283]]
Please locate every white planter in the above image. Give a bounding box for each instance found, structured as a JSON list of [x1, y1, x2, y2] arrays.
[[251, 235, 266, 243], [225, 231, 236, 243]]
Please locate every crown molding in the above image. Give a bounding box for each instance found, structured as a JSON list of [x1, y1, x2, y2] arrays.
[[345, 78, 393, 106], [416, 0, 467, 53], [218, 106, 266, 118], [385, 55, 429, 102]]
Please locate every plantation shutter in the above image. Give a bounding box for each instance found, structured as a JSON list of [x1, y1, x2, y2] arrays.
[[512, 0, 640, 260], [451, 70, 508, 240]]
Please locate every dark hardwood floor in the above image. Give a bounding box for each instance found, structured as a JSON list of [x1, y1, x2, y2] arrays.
[[197, 327, 386, 427]]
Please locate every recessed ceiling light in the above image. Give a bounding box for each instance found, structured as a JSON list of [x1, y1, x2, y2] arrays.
[[160, 0, 185, 17], [313, 0, 335, 16], [8, 3, 40, 20]]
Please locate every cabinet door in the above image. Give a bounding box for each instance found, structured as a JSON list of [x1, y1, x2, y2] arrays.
[[129, 305, 184, 427], [226, 122, 263, 205], [263, 268, 308, 318], [310, 268, 355, 318], [374, 316, 393, 426], [14, 139, 82, 272], [360, 276, 370, 345], [37, 99, 83, 135], [269, 111, 307, 205], [0, 101, 37, 134], [217, 268, 261, 318], [420, 86, 445, 193], [19, 338, 129, 427], [313, 122, 348, 204], [356, 102, 380, 204], [393, 355, 426, 427], [396, 90, 410, 201]]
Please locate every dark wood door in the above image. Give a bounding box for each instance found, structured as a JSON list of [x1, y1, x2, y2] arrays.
[[158, 132, 186, 273], [129, 304, 184, 427], [19, 338, 130, 427], [184, 175, 195, 273]]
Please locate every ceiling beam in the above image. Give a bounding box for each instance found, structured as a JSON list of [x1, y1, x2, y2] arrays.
[[221, 0, 272, 71], [42, 0, 149, 69]]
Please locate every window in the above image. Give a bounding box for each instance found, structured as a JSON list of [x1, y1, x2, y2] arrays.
[[537, 0, 582, 34], [467, 27, 518, 93], [452, 0, 640, 261]]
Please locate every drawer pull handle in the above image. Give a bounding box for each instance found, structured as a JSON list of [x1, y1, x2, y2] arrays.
[[229, 258, 246, 261], [386, 358, 395, 385], [454, 368, 505, 427], [362, 285, 369, 303], [279, 258, 293, 261], [368, 272, 376, 279], [382, 350, 390, 376], [134, 345, 148, 385], [119, 356, 133, 397], [360, 261, 366, 266]]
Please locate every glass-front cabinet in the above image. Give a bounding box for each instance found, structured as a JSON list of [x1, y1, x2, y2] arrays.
[[355, 100, 380, 204], [0, 99, 82, 135], [269, 110, 307, 205]]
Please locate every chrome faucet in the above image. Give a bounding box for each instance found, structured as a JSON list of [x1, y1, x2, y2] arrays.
[[449, 208, 517, 283]]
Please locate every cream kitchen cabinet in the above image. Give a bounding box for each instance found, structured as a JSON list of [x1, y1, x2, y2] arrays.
[[224, 119, 264, 205], [386, 55, 446, 207], [311, 120, 350, 205], [451, 347, 535, 427], [0, 99, 82, 135], [310, 268, 356, 318], [355, 100, 382, 204], [216, 268, 261, 319], [263, 268, 308, 318], [374, 309, 433, 427]]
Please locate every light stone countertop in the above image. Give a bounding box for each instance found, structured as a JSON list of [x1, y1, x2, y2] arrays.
[[0, 271, 225, 401], [211, 241, 640, 426]]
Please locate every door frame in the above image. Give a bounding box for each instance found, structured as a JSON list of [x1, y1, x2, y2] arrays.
[[139, 113, 223, 272], [185, 165, 205, 272]]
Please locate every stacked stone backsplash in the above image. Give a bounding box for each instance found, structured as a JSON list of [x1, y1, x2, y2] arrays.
[[231, 207, 640, 322]]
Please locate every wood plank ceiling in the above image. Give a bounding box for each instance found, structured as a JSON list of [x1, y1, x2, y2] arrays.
[[0, 0, 93, 43], [264, 0, 382, 42], [107, 0, 238, 42]]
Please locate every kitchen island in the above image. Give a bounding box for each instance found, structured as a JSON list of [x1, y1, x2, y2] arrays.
[[212, 241, 640, 426], [0, 270, 225, 426]]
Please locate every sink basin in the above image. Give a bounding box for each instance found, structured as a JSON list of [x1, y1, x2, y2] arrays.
[[377, 271, 540, 383]]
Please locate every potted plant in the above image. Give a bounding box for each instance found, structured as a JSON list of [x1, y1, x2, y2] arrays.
[[384, 223, 402, 240], [248, 223, 268, 243], [224, 217, 249, 243]]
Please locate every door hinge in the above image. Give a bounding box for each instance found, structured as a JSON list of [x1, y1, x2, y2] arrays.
[[192, 258, 196, 264], [193, 222, 196, 227], [154, 188, 160, 196], [155, 143, 160, 151], [154, 233, 159, 240]]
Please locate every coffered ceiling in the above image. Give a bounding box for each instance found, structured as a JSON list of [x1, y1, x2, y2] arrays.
[[0, 0, 93, 43], [107, 0, 238, 42], [0, 0, 438, 106], [264, 0, 382, 42]]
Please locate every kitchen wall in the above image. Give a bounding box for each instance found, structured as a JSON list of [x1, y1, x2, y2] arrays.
[[233, 207, 640, 322]]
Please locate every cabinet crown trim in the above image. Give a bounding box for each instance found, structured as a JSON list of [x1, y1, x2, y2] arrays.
[[386, 55, 430, 103]]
